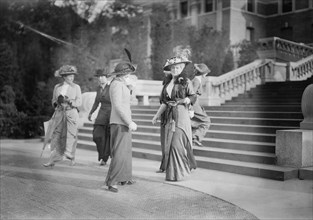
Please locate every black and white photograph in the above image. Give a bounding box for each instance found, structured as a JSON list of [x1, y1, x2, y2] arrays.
[[0, 0, 312, 219]]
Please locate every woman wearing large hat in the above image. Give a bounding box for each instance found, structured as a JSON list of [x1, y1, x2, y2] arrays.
[[152, 55, 197, 181], [190, 63, 211, 146], [88, 68, 112, 166], [104, 61, 137, 193], [43, 65, 82, 167]]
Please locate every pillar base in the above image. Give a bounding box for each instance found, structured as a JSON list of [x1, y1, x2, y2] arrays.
[[276, 129, 313, 168]]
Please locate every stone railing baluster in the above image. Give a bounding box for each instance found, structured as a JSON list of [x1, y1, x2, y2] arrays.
[[201, 59, 269, 106], [290, 54, 313, 81]]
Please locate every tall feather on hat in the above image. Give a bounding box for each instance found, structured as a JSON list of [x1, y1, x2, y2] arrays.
[[111, 48, 137, 76]]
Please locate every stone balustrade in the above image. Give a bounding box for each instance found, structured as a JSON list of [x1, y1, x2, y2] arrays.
[[258, 37, 313, 62], [289, 54, 313, 81], [200, 59, 271, 106], [132, 79, 162, 105]]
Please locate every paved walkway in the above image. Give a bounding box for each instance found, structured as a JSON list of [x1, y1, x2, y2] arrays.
[[1, 139, 312, 220]]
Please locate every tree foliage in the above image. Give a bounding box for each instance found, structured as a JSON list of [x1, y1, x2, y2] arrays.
[[52, 0, 142, 23], [236, 40, 259, 67], [150, 3, 172, 80], [188, 25, 234, 76]]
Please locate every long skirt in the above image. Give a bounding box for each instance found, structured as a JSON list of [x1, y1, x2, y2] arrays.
[[165, 127, 191, 181], [105, 124, 132, 186], [48, 108, 78, 163], [159, 124, 166, 171], [93, 124, 110, 162]]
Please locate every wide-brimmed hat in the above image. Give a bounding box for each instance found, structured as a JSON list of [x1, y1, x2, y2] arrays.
[[94, 68, 110, 77], [54, 65, 78, 77], [163, 56, 191, 71], [194, 63, 211, 76], [111, 61, 136, 76]]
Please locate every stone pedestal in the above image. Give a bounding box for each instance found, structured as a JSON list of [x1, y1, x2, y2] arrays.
[[276, 129, 313, 168]]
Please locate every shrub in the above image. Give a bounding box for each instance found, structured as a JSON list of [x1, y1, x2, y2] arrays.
[[0, 115, 50, 139]]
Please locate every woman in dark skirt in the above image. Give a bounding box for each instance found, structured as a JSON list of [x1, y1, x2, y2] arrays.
[[152, 56, 197, 181], [88, 69, 112, 166], [104, 61, 137, 193]]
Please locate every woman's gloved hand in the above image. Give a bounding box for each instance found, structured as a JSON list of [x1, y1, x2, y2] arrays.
[[57, 95, 64, 105]]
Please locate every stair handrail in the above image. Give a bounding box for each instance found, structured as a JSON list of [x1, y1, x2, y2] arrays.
[[258, 37, 313, 60], [201, 59, 272, 106], [288, 54, 313, 81]]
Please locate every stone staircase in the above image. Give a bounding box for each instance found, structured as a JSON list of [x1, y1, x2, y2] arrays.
[[77, 76, 312, 181]]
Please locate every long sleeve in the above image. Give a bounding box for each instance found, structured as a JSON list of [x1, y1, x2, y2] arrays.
[[89, 89, 100, 115], [51, 84, 58, 107], [187, 79, 197, 105], [110, 81, 132, 126], [70, 85, 82, 107], [192, 78, 201, 96]]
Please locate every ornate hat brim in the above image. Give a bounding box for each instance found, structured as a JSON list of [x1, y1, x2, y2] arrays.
[[163, 60, 191, 71], [55, 71, 78, 77]]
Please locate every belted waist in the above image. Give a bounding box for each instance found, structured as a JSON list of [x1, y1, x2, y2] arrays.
[[57, 104, 75, 111], [100, 103, 111, 109]]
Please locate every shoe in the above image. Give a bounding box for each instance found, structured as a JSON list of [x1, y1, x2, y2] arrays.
[[126, 180, 136, 185], [99, 159, 106, 166], [193, 139, 203, 146], [70, 159, 76, 166], [156, 169, 165, 173], [43, 162, 55, 168], [108, 185, 118, 193], [120, 180, 136, 185]]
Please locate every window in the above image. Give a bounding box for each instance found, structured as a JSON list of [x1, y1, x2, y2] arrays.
[[282, 0, 292, 13], [180, 0, 188, 18], [295, 0, 309, 10], [246, 27, 255, 42], [205, 0, 213, 12], [257, 0, 278, 16], [247, 0, 255, 12]]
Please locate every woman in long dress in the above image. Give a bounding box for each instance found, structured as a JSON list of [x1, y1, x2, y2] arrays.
[[43, 65, 82, 167], [104, 61, 137, 193], [88, 69, 112, 166], [152, 56, 197, 181]]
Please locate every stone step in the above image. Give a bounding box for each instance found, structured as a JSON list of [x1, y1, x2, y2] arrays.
[[80, 121, 296, 135], [76, 140, 297, 181], [79, 127, 276, 143], [78, 132, 275, 153], [236, 93, 303, 97], [133, 139, 276, 165], [135, 124, 296, 135], [209, 117, 301, 127], [203, 105, 301, 112], [133, 105, 303, 112], [299, 167, 313, 180], [231, 97, 302, 102], [131, 110, 303, 119], [131, 130, 276, 143], [224, 101, 301, 105], [131, 116, 301, 127]]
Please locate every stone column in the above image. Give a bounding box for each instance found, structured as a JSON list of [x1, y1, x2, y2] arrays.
[[216, 0, 222, 31], [190, 0, 200, 28], [276, 84, 313, 168]]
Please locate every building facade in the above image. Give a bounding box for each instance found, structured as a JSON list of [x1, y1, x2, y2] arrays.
[[166, 0, 313, 45]]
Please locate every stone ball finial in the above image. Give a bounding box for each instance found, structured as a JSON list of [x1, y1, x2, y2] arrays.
[[300, 83, 313, 130]]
